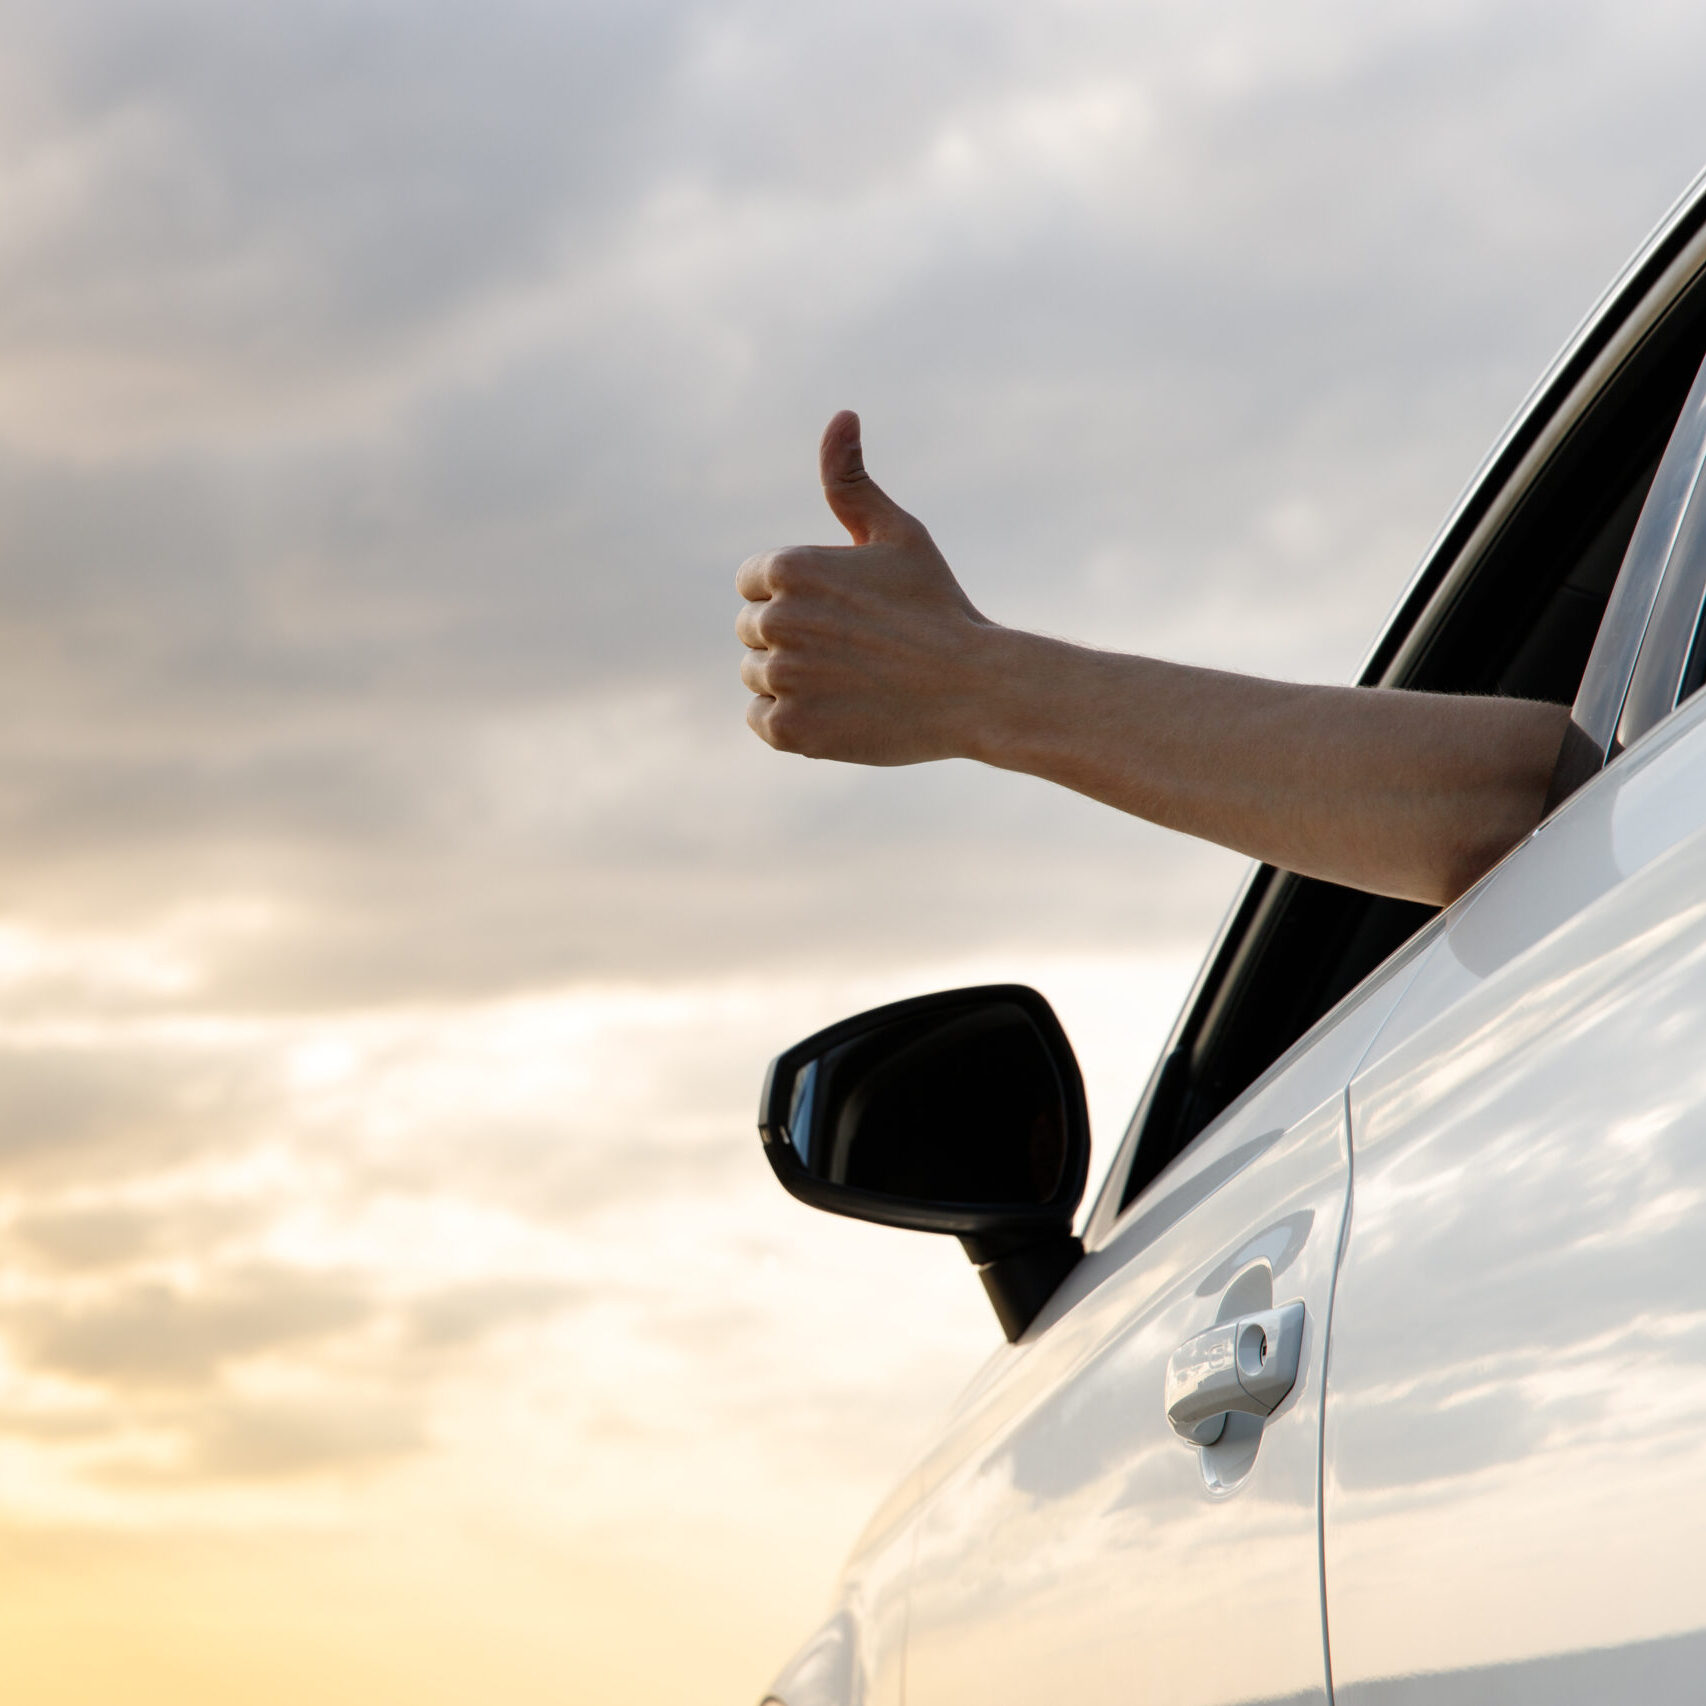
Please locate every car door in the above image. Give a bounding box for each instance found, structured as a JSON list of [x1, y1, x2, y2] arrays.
[[897, 947, 1427, 1706], [1321, 685, 1706, 1701]]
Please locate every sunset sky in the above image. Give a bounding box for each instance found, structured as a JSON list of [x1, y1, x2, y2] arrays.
[[2, 2, 1706, 1701]]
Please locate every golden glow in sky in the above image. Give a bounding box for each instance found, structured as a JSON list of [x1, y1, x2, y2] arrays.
[[0, 945, 1194, 1703]]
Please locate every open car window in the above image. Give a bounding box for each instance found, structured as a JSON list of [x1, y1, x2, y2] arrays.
[[1089, 175, 1706, 1239]]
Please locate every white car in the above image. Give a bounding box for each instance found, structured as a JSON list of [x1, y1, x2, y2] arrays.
[[756, 167, 1706, 1706]]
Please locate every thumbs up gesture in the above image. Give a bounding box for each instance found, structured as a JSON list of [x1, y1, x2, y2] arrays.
[[736, 411, 993, 764], [734, 413, 1579, 907]]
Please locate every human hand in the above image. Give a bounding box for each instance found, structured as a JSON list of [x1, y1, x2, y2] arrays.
[[736, 411, 993, 765]]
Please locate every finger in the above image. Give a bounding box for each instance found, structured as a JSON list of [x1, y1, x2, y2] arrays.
[[735, 601, 768, 650], [745, 693, 779, 745], [819, 410, 923, 546], [739, 648, 773, 696], [736, 552, 775, 601]]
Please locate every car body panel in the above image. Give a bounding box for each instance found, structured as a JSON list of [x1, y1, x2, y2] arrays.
[[770, 1449, 933, 1706], [1367, 683, 1706, 1061], [763, 1614, 858, 1706], [902, 1090, 1346, 1706], [1324, 701, 1706, 1697]]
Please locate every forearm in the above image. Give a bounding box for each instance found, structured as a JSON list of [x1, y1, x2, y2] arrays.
[[959, 627, 1570, 906]]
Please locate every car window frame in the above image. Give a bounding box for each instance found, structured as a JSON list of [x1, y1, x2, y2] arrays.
[[1083, 167, 1706, 1253], [1605, 358, 1706, 756], [1547, 340, 1706, 799]]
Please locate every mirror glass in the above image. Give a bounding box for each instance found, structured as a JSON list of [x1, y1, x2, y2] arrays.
[[781, 1001, 1068, 1208]]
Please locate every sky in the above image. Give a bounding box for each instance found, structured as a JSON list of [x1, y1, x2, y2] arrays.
[[1, 2, 1705, 1701]]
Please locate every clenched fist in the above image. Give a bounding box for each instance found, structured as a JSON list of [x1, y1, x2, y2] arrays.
[[735, 411, 998, 765]]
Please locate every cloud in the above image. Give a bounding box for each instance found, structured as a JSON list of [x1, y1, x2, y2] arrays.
[[0, 1254, 582, 1480], [173, 1393, 427, 1480], [0, 0, 1701, 1025], [5, 1198, 263, 1270], [0, 1268, 375, 1388], [0, 1036, 265, 1179], [401, 1279, 580, 1354], [0, 0, 692, 407]]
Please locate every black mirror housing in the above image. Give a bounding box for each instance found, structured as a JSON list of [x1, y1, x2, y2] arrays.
[[758, 985, 1090, 1340]]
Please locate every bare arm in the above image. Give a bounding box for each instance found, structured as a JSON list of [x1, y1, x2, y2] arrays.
[[736, 412, 1570, 908]]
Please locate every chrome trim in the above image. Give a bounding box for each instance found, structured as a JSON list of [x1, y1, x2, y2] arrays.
[[1577, 348, 1706, 750], [1613, 350, 1706, 752]]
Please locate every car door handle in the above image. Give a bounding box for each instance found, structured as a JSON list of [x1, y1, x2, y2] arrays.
[[1164, 1301, 1305, 1446]]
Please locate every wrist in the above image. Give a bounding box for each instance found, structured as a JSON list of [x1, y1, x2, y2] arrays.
[[950, 625, 1066, 771]]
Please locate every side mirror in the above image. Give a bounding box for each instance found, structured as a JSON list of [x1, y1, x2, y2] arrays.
[[757, 985, 1090, 1341]]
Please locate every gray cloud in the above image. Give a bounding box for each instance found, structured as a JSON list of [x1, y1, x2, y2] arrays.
[[0, 0, 1702, 1017], [175, 1393, 426, 1480], [0, 1261, 583, 1479], [0, 0, 689, 374], [402, 1278, 580, 1354], [5, 1197, 264, 1269], [53, 1391, 431, 1483], [0, 1041, 266, 1179], [0, 1268, 374, 1388]]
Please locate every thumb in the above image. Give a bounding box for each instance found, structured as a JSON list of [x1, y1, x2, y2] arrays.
[[819, 410, 921, 545]]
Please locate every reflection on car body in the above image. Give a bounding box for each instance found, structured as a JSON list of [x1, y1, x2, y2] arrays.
[[758, 166, 1706, 1706]]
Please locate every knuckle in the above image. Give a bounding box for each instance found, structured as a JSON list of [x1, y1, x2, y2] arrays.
[[767, 549, 817, 596]]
